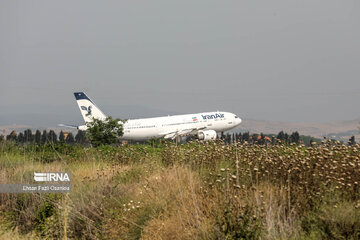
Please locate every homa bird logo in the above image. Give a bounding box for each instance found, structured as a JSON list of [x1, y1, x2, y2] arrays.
[[81, 106, 92, 115], [34, 172, 71, 182], [87, 106, 92, 115]]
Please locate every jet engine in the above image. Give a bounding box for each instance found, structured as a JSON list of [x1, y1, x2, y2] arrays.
[[197, 130, 217, 141], [77, 125, 88, 131]]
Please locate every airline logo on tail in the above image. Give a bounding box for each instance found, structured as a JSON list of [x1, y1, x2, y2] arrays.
[[81, 106, 92, 115], [74, 92, 107, 122]]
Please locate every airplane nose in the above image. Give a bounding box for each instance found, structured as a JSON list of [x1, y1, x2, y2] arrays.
[[237, 118, 242, 125]]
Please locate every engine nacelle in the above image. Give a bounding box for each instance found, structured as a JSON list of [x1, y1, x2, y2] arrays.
[[77, 125, 88, 131], [197, 130, 217, 141]]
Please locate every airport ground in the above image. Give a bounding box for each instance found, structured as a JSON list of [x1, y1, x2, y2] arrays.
[[1, 141, 360, 239]]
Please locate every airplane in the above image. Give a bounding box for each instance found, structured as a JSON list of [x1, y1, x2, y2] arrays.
[[60, 92, 242, 141]]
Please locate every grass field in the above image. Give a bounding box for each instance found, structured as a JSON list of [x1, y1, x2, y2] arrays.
[[1, 141, 360, 239]]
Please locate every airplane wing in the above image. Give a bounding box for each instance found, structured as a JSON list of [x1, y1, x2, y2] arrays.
[[160, 127, 206, 139], [58, 124, 79, 129]]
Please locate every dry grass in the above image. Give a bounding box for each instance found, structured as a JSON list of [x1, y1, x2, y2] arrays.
[[0, 227, 38, 240], [0, 141, 360, 239], [139, 167, 214, 240]]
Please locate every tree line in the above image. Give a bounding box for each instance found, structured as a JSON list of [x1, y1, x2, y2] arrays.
[[0, 117, 123, 147], [220, 131, 356, 146], [1, 129, 87, 145], [219, 131, 304, 145], [0, 129, 355, 147]]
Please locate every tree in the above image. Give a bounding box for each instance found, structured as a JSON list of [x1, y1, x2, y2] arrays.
[[75, 130, 86, 144], [236, 133, 242, 142], [86, 116, 124, 147], [259, 133, 265, 145], [48, 130, 57, 143], [242, 132, 250, 143], [284, 133, 289, 144], [18, 132, 24, 143], [225, 133, 231, 144], [42, 130, 48, 144], [290, 131, 300, 144], [6, 131, 17, 141], [66, 132, 75, 144], [59, 131, 65, 142], [35, 130, 41, 144], [349, 136, 356, 146], [24, 129, 33, 142], [277, 131, 285, 141]]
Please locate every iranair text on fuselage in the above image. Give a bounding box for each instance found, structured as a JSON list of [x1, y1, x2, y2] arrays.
[[201, 113, 225, 120]]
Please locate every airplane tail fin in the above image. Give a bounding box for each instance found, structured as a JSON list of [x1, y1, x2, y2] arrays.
[[74, 92, 107, 123]]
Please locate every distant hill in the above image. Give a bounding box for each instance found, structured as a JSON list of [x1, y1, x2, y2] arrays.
[[0, 124, 30, 136], [239, 118, 360, 142], [2, 108, 359, 143], [0, 104, 180, 129]]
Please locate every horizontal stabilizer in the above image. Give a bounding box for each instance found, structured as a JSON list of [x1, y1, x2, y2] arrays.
[[58, 124, 78, 129]]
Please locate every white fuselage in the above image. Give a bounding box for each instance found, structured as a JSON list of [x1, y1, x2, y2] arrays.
[[71, 92, 242, 141], [121, 111, 241, 141]]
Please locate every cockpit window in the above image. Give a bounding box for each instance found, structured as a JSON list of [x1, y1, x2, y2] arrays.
[[235, 116, 239, 118]]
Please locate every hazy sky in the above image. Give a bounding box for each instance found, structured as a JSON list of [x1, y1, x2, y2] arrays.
[[1, 0, 360, 126]]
